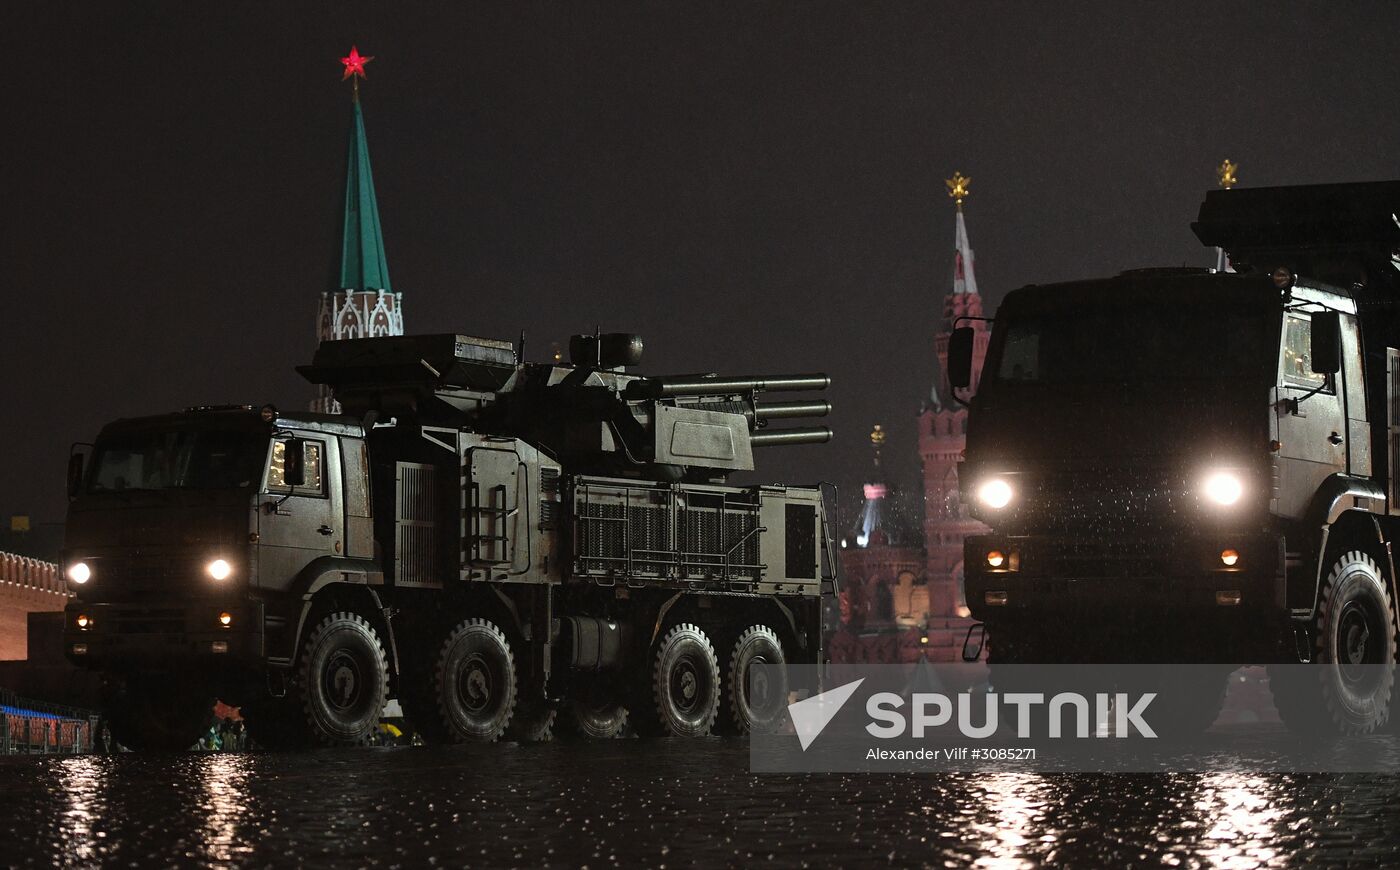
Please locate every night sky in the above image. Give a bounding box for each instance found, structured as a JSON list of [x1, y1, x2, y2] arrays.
[[7, 2, 1400, 527]]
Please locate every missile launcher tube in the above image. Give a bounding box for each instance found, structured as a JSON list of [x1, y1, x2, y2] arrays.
[[625, 374, 830, 399], [749, 426, 833, 447]]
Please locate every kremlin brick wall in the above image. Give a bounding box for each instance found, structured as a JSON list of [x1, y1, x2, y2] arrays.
[[0, 553, 68, 661]]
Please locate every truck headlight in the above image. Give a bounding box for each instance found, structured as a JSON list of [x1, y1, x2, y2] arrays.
[[206, 559, 232, 581], [67, 562, 91, 584], [977, 479, 1014, 510], [1202, 471, 1244, 506]]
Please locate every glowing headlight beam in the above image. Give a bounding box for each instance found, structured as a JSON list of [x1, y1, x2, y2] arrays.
[[1203, 472, 1244, 506], [977, 479, 1014, 510], [67, 562, 91, 584], [207, 559, 232, 581]]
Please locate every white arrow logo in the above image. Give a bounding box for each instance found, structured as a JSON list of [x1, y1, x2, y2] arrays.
[[787, 678, 865, 750]]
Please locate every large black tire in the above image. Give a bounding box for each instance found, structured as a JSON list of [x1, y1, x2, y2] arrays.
[[505, 694, 556, 743], [634, 623, 720, 737], [295, 611, 390, 746], [563, 697, 629, 739], [1270, 550, 1397, 737], [432, 618, 518, 742], [558, 677, 628, 739], [719, 625, 788, 735], [102, 677, 214, 752]]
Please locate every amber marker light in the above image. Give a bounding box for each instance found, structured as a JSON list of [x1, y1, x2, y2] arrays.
[[986, 550, 1006, 568], [219, 612, 233, 627], [76, 614, 92, 629], [1221, 549, 1240, 567]]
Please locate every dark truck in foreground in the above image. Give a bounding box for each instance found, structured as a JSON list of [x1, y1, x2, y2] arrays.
[[61, 333, 836, 750], [950, 180, 1400, 736]]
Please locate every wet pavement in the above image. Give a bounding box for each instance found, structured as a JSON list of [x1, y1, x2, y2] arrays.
[[4, 739, 1400, 867]]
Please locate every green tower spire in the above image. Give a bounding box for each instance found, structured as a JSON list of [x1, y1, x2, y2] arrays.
[[338, 95, 392, 293]]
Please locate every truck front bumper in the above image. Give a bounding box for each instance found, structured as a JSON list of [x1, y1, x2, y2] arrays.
[[62, 600, 265, 668], [964, 532, 1286, 620]]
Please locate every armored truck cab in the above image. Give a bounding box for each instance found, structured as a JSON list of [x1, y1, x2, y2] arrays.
[[952, 180, 1400, 737], [62, 333, 837, 750]]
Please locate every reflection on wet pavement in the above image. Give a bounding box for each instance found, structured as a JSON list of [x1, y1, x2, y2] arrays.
[[6, 741, 1400, 867]]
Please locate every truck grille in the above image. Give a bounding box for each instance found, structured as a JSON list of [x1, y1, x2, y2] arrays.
[[96, 556, 202, 586], [110, 607, 185, 634], [1021, 469, 1196, 535]]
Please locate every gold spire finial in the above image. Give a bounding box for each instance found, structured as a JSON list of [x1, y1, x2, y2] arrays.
[[1217, 158, 1238, 190], [946, 172, 971, 208], [870, 424, 886, 447]]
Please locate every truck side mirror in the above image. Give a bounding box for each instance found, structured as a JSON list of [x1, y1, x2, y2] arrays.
[[282, 438, 306, 488], [1310, 310, 1341, 375], [67, 453, 85, 499], [947, 327, 975, 390]]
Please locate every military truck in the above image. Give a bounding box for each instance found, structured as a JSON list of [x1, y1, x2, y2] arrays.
[[949, 181, 1400, 736], [61, 332, 836, 749]]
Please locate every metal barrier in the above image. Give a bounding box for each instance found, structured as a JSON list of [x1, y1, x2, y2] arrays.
[[0, 688, 97, 755]]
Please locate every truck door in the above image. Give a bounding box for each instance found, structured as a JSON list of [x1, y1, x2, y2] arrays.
[[256, 434, 343, 589], [1274, 311, 1347, 518], [1340, 313, 1370, 477]]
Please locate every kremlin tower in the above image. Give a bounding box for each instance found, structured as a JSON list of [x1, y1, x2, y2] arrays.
[[919, 172, 989, 625], [832, 172, 988, 664], [313, 48, 404, 413]]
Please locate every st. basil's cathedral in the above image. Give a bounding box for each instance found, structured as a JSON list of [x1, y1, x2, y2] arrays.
[[831, 172, 990, 664]]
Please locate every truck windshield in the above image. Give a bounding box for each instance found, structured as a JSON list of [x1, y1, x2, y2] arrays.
[[991, 309, 1270, 385], [88, 430, 266, 493]]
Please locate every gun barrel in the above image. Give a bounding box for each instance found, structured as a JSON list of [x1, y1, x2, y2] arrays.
[[626, 373, 830, 399], [754, 400, 832, 420], [749, 426, 833, 447]]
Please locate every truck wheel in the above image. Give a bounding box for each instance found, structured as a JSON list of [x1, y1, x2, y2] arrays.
[[564, 697, 629, 739], [637, 623, 720, 737], [719, 625, 788, 735], [559, 678, 628, 739], [296, 611, 390, 746], [102, 677, 213, 752], [505, 695, 555, 743], [433, 618, 518, 742], [1271, 550, 1397, 736]]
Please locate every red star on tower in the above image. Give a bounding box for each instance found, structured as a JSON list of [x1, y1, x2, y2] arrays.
[[340, 45, 374, 80]]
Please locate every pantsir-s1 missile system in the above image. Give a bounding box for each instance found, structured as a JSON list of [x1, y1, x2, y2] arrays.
[[60, 332, 836, 749], [952, 180, 1400, 737]]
